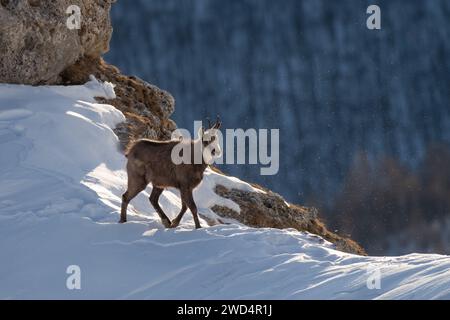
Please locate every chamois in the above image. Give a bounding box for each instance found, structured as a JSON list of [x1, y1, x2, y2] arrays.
[[120, 119, 222, 229]]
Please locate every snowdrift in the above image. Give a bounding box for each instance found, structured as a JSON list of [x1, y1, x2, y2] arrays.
[[0, 79, 449, 299]]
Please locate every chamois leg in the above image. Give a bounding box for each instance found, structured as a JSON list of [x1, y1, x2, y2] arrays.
[[181, 188, 201, 229], [120, 175, 147, 223], [170, 202, 187, 228], [149, 187, 172, 228]]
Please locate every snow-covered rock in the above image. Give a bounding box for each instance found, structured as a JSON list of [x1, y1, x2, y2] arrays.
[[0, 79, 449, 299]]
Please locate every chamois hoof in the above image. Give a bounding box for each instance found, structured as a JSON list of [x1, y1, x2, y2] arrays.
[[118, 219, 127, 224], [162, 220, 172, 228], [170, 221, 180, 228]]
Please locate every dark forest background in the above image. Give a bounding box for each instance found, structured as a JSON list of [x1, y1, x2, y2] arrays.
[[105, 0, 450, 255]]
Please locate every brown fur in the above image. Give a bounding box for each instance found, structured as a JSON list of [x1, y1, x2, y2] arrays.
[[120, 121, 221, 229]]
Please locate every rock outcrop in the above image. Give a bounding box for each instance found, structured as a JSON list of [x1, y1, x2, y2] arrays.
[[212, 184, 365, 255], [0, 0, 113, 85]]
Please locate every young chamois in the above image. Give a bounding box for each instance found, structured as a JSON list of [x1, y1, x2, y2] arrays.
[[120, 119, 222, 229]]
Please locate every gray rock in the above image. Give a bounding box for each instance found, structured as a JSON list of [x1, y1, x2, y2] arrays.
[[0, 0, 113, 84], [212, 184, 366, 255]]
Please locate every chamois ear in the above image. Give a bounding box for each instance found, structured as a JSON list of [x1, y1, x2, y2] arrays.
[[212, 116, 222, 130]]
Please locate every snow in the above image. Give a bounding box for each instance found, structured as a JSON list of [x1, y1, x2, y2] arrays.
[[0, 78, 449, 300]]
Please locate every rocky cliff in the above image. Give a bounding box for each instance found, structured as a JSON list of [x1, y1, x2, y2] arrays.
[[0, 0, 112, 84], [0, 0, 365, 255]]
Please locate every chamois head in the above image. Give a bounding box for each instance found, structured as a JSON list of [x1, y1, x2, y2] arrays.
[[198, 117, 222, 161]]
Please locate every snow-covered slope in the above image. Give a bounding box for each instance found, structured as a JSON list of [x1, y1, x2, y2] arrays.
[[0, 79, 449, 300]]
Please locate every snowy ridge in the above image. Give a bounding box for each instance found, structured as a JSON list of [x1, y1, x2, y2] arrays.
[[0, 79, 449, 299]]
